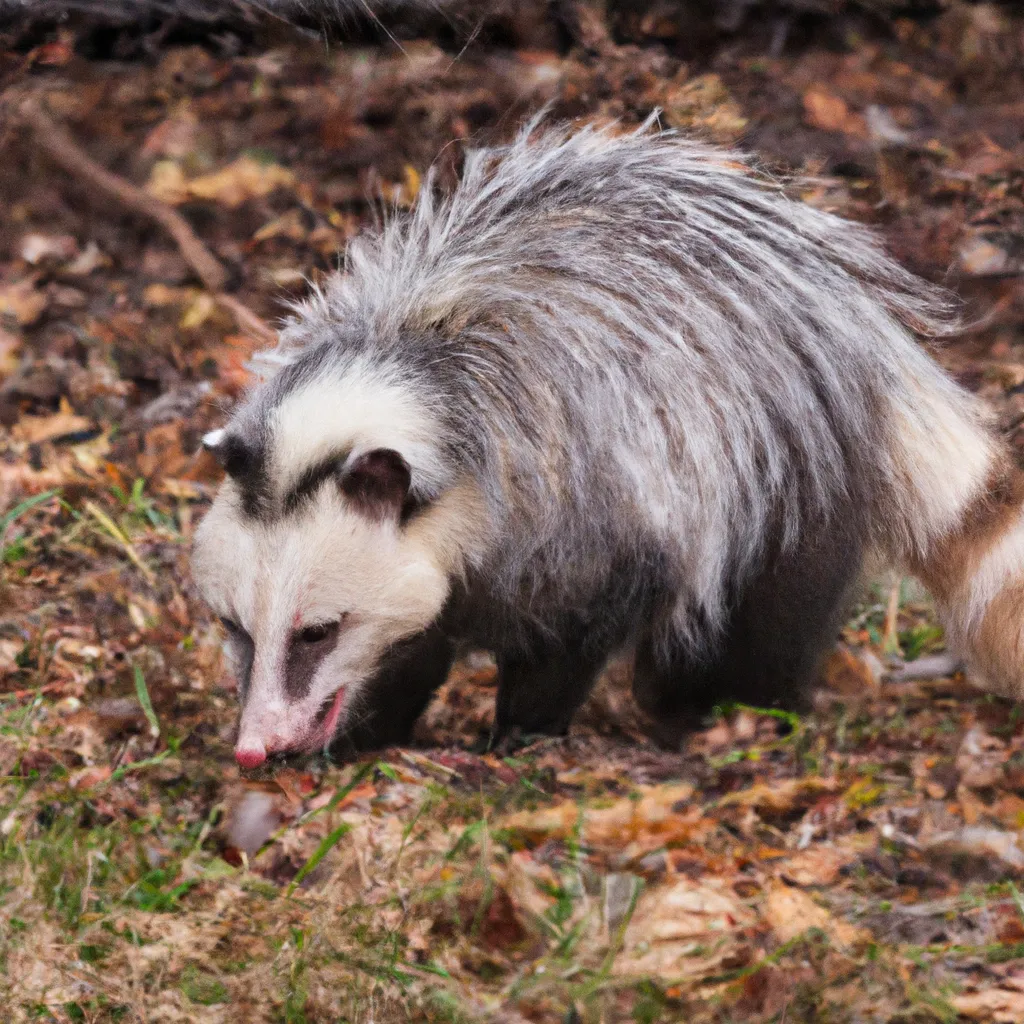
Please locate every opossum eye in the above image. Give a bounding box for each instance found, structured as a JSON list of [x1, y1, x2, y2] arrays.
[[220, 616, 243, 636], [338, 448, 412, 521], [297, 620, 341, 645]]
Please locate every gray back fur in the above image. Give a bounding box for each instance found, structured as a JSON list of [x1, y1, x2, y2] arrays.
[[234, 117, 978, 654]]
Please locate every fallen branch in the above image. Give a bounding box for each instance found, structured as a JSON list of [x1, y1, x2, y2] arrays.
[[217, 292, 278, 348], [12, 95, 277, 347], [16, 97, 228, 292], [1, 681, 69, 703]]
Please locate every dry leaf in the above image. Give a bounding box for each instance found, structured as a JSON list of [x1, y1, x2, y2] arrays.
[[19, 232, 78, 265], [763, 880, 869, 950], [777, 844, 856, 887], [0, 327, 23, 376], [0, 279, 48, 325], [959, 236, 1010, 276], [953, 981, 1024, 1023], [661, 73, 747, 142], [718, 776, 840, 814], [803, 86, 868, 137], [501, 782, 699, 853], [615, 877, 755, 977], [822, 645, 881, 697], [143, 283, 199, 308], [142, 110, 200, 159], [146, 160, 190, 204], [253, 209, 310, 243], [185, 156, 296, 208], [64, 240, 110, 276], [179, 292, 219, 330], [12, 405, 92, 444]]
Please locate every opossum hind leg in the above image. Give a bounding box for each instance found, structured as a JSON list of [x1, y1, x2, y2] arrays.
[[634, 526, 865, 747]]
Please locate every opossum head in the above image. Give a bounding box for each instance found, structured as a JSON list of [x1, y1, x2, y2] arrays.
[[191, 352, 482, 768]]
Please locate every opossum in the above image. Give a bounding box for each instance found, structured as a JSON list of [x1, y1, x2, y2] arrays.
[[192, 118, 1024, 768]]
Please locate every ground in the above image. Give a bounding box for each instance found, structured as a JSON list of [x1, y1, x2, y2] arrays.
[[2, 3, 1024, 1022]]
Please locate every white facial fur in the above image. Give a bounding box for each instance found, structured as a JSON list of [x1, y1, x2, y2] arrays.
[[193, 481, 452, 759], [192, 359, 489, 763], [273, 356, 452, 498]]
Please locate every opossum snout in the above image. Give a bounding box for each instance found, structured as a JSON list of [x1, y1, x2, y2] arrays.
[[233, 685, 350, 769], [235, 745, 267, 769]]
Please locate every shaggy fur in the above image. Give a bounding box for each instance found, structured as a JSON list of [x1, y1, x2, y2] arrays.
[[192, 118, 1022, 764]]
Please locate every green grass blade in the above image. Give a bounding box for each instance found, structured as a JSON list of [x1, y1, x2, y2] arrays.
[[287, 823, 352, 895], [1, 488, 60, 542], [133, 663, 161, 738], [108, 749, 172, 783]]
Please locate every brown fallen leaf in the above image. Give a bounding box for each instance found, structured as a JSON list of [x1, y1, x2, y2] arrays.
[[252, 209, 311, 243], [501, 782, 699, 852], [803, 86, 868, 137], [959, 235, 1011, 277], [990, 794, 1024, 830], [150, 156, 296, 209], [145, 160, 190, 205], [0, 326, 21, 375], [821, 645, 881, 697], [660, 73, 747, 143], [69, 765, 113, 789], [776, 843, 858, 887], [615, 876, 756, 978], [504, 851, 561, 921], [141, 110, 201, 159], [953, 980, 1024, 1023], [0, 278, 48, 325], [762, 879, 870, 950], [11, 405, 93, 444], [718, 776, 840, 814], [64, 241, 110, 276]]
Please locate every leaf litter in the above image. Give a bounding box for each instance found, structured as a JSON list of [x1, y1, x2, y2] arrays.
[[1, 2, 1024, 1021]]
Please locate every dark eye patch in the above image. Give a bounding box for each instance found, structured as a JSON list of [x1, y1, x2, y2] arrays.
[[284, 617, 345, 700]]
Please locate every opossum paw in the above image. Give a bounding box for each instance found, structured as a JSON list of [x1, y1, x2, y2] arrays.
[[486, 726, 569, 756]]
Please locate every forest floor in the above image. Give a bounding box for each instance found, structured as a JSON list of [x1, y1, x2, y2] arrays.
[[2, 3, 1024, 1022]]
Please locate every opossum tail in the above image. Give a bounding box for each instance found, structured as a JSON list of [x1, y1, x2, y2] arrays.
[[881, 344, 1024, 697]]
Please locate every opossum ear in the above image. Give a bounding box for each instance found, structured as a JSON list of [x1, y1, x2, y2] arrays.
[[339, 449, 412, 521], [203, 429, 258, 482]]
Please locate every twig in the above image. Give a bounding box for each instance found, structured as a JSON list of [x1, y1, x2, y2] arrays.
[[1, 681, 68, 702], [15, 97, 229, 292], [217, 292, 277, 347], [881, 578, 902, 656], [12, 95, 277, 346]]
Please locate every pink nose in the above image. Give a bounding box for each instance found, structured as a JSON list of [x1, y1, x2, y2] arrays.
[[235, 747, 267, 769]]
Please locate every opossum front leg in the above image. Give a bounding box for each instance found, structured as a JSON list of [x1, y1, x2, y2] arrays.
[[329, 626, 456, 759], [493, 645, 605, 747]]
